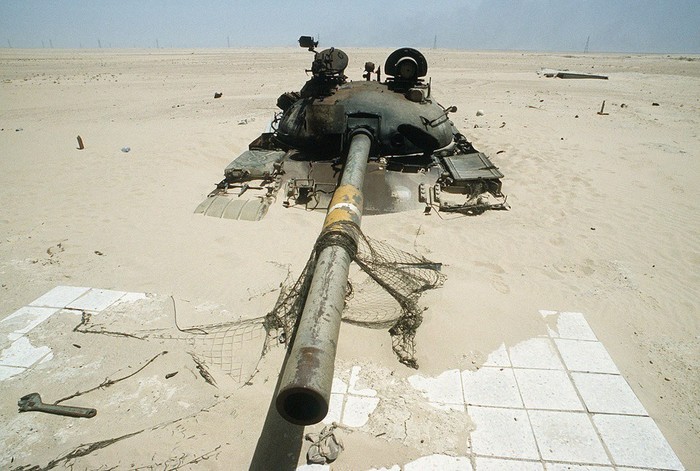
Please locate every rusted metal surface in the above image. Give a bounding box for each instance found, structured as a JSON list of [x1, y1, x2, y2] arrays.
[[275, 132, 371, 425]]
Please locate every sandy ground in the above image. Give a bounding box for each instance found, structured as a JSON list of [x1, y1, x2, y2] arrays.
[[0, 48, 698, 470]]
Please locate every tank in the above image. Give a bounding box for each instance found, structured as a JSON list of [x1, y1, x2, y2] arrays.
[[195, 36, 507, 221], [195, 37, 508, 426]]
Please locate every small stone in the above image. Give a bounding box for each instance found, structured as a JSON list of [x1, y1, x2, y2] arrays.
[[476, 109, 484, 116]]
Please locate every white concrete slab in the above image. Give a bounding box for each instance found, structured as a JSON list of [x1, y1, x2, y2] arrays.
[[571, 372, 646, 415], [462, 367, 523, 408], [113, 292, 148, 305], [66, 288, 127, 312], [0, 337, 52, 368], [0, 365, 26, 381], [545, 465, 613, 470], [331, 377, 348, 394], [528, 410, 609, 465], [483, 343, 511, 367], [429, 402, 465, 412], [0, 306, 59, 335], [323, 392, 344, 425], [514, 369, 583, 411], [476, 456, 544, 470], [549, 312, 598, 341], [28, 285, 90, 308], [469, 406, 540, 460], [296, 465, 329, 471], [348, 365, 377, 397], [509, 338, 564, 370], [342, 395, 379, 428], [409, 369, 463, 406], [592, 414, 684, 470], [554, 339, 619, 374], [403, 454, 472, 470]]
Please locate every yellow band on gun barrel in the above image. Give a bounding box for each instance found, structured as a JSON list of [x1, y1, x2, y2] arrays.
[[322, 184, 363, 229]]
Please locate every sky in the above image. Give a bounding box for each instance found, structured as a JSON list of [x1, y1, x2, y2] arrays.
[[1, 0, 698, 53]]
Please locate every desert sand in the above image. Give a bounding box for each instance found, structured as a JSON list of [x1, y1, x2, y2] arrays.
[[0, 48, 698, 470]]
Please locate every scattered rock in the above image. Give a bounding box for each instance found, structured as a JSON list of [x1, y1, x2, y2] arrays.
[[214, 92, 222, 99], [121, 147, 131, 153], [652, 102, 660, 106], [476, 109, 484, 116]]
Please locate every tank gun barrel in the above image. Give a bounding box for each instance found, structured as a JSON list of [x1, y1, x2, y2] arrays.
[[275, 131, 372, 425]]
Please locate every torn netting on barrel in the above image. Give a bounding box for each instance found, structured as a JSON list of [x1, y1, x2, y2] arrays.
[[264, 221, 445, 368]]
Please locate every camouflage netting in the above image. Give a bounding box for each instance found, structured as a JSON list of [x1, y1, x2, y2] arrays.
[[71, 221, 444, 391], [264, 221, 446, 368]]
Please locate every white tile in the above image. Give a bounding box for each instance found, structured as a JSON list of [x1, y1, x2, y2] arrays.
[[331, 377, 347, 394], [404, 454, 472, 470], [0, 365, 26, 381], [462, 367, 523, 408], [509, 338, 564, 370], [66, 289, 127, 312], [0, 306, 59, 335], [28, 285, 90, 308], [554, 339, 619, 374], [593, 414, 684, 470], [342, 395, 379, 428], [571, 372, 647, 415], [483, 343, 511, 367], [476, 456, 544, 470], [296, 465, 330, 471], [348, 365, 377, 397], [514, 369, 583, 411], [113, 292, 148, 304], [469, 406, 540, 460], [545, 465, 613, 471], [549, 312, 598, 341], [408, 369, 464, 406], [323, 392, 344, 425], [0, 337, 52, 368], [429, 402, 465, 412], [529, 410, 609, 465]]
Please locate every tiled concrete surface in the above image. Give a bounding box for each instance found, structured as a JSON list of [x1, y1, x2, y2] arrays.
[[323, 365, 380, 428], [1, 290, 685, 470], [386, 310, 685, 470], [0, 286, 145, 381]]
